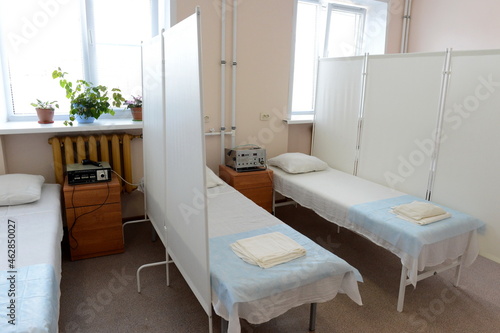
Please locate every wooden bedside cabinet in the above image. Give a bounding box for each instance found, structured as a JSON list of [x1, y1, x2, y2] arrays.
[[63, 174, 124, 260], [218, 165, 273, 213]]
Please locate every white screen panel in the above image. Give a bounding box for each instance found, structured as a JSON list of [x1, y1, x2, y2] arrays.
[[142, 34, 166, 244], [163, 11, 211, 315], [432, 50, 500, 262], [357, 52, 445, 196], [312, 57, 364, 173]]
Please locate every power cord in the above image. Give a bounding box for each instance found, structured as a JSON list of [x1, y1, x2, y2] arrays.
[[111, 170, 142, 187]]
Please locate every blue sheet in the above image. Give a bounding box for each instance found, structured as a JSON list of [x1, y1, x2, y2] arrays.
[[0, 264, 59, 333], [347, 195, 486, 257], [210, 224, 362, 314]]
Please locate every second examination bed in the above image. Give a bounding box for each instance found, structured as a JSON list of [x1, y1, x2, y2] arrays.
[[268, 153, 485, 312]]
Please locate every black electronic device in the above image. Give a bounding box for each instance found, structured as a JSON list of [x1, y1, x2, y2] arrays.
[[66, 161, 112, 185]]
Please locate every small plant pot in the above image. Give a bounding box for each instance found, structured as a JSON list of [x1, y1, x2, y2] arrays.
[[35, 108, 54, 124], [131, 107, 142, 121], [76, 114, 95, 123]]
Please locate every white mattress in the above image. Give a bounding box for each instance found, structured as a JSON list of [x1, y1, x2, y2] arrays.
[[0, 184, 63, 332], [270, 166, 482, 286], [207, 183, 362, 333]]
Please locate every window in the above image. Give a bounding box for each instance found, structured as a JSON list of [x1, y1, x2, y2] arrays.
[[0, 0, 153, 121], [290, 0, 388, 121], [324, 4, 366, 57]]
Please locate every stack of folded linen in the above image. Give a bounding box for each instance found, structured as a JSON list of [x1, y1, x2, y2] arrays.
[[391, 201, 451, 225], [230, 232, 307, 268]]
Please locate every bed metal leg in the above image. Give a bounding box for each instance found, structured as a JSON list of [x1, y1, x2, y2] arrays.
[[166, 250, 171, 287], [397, 266, 409, 312], [453, 257, 464, 287], [151, 226, 157, 242], [208, 315, 213, 333], [221, 317, 228, 333], [309, 303, 317, 331]]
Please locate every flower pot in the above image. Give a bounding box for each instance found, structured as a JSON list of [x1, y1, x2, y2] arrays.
[[131, 107, 142, 121], [76, 114, 95, 123], [35, 108, 54, 124]]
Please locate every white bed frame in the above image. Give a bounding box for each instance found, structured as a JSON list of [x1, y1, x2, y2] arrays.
[[272, 49, 500, 312], [271, 167, 482, 312]]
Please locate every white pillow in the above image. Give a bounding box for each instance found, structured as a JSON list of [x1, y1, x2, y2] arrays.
[[267, 153, 328, 174], [206, 167, 224, 188], [0, 174, 45, 206]]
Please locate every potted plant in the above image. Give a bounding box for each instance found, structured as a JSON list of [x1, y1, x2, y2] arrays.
[[124, 95, 142, 121], [30, 99, 59, 124], [52, 68, 125, 126]]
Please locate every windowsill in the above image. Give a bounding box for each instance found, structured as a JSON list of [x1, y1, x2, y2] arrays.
[[0, 118, 143, 135], [284, 115, 314, 124]]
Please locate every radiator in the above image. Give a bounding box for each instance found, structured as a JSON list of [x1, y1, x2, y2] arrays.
[[48, 133, 141, 193]]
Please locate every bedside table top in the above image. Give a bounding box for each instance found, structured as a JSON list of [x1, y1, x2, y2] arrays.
[[218, 164, 273, 189]]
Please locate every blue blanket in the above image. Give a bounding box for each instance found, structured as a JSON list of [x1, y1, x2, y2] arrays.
[[210, 224, 362, 313], [347, 195, 486, 257], [0, 264, 59, 333]]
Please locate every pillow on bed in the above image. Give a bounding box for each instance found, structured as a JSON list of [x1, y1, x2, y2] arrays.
[[0, 174, 45, 206], [268, 153, 328, 174], [206, 167, 224, 188]]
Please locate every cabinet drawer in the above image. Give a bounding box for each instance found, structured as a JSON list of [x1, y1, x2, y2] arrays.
[[66, 203, 124, 260], [63, 175, 121, 208], [239, 187, 273, 213]]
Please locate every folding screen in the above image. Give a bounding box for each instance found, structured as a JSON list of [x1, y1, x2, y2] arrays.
[[357, 52, 445, 196], [163, 10, 212, 319], [431, 49, 500, 261], [312, 49, 500, 262], [312, 57, 364, 173], [142, 34, 166, 243]]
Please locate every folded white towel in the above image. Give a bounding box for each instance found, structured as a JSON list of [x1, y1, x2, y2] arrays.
[[230, 232, 306, 269], [391, 210, 452, 225], [392, 201, 447, 221]]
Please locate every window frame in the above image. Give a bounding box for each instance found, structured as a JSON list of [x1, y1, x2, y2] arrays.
[[0, 0, 158, 123], [288, 0, 322, 122], [323, 3, 366, 58], [288, 0, 385, 123]]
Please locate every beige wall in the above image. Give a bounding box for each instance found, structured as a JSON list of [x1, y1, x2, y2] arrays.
[[176, 0, 292, 168], [408, 0, 500, 52], [386, 0, 406, 53], [288, 124, 313, 154]]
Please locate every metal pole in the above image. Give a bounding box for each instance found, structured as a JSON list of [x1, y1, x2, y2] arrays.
[[425, 48, 452, 201], [353, 53, 369, 176]]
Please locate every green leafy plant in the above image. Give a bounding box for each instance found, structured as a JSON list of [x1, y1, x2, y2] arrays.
[[52, 68, 125, 126], [30, 99, 59, 110]]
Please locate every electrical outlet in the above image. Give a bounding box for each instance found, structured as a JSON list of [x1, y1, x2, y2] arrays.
[[260, 113, 270, 121], [204, 115, 210, 123]]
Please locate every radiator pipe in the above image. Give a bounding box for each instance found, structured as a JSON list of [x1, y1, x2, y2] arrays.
[[220, 0, 227, 164], [230, 0, 238, 148], [400, 0, 412, 53]]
